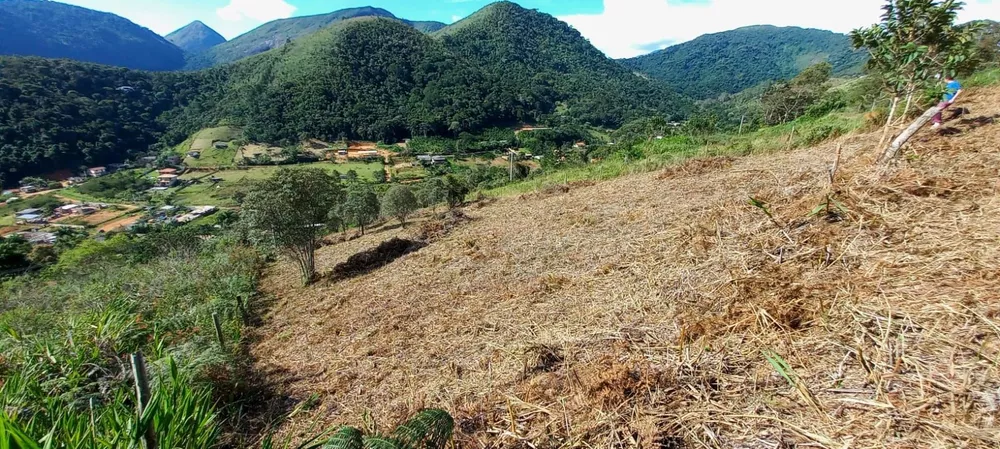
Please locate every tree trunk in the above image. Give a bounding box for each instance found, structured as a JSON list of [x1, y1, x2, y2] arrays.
[[900, 91, 914, 124], [879, 96, 900, 148], [880, 104, 942, 163]]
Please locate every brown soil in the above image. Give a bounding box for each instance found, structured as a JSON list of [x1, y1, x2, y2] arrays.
[[251, 86, 1000, 448], [98, 214, 143, 233]]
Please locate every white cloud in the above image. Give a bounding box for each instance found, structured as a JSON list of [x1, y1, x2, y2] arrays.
[[217, 0, 296, 23], [560, 0, 1000, 59]]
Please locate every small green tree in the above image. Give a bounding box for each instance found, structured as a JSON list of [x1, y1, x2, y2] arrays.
[[417, 178, 448, 212], [240, 168, 342, 285], [381, 185, 418, 226], [343, 182, 380, 235], [851, 0, 982, 133], [443, 175, 469, 209], [0, 235, 32, 269], [760, 62, 833, 125]]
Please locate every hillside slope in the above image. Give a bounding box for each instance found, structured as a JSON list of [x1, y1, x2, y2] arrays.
[[435, 2, 691, 125], [166, 20, 226, 53], [252, 85, 1000, 447], [183, 7, 446, 69], [622, 25, 867, 100], [0, 0, 185, 70]]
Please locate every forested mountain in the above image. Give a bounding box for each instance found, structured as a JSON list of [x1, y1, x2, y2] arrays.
[[0, 57, 218, 185], [183, 7, 447, 69], [166, 20, 226, 54], [621, 25, 867, 100], [0, 0, 185, 71], [212, 18, 504, 143], [435, 2, 690, 126], [0, 3, 689, 184]]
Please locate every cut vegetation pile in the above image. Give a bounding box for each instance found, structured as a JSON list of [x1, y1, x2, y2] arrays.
[[252, 86, 1000, 447]]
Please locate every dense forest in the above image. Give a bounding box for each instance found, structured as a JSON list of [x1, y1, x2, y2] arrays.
[[621, 25, 868, 100], [166, 20, 227, 54], [437, 2, 691, 126], [183, 7, 446, 70], [0, 57, 221, 185], [0, 0, 185, 71]]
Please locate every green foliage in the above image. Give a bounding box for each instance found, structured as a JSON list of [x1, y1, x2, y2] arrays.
[[166, 20, 226, 54], [240, 168, 342, 284], [0, 228, 261, 447], [760, 62, 834, 125], [380, 185, 418, 225], [416, 178, 448, 209], [76, 170, 153, 200], [322, 409, 454, 449], [0, 235, 31, 270], [184, 7, 445, 70], [851, 0, 983, 101], [622, 25, 867, 100], [0, 57, 216, 185], [0, 0, 185, 70], [342, 182, 380, 234], [443, 175, 469, 208], [438, 2, 691, 127]]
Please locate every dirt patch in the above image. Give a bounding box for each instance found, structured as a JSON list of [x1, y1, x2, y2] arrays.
[[328, 238, 427, 281], [98, 214, 143, 233]]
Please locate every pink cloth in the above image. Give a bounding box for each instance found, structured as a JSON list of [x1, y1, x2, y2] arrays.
[[933, 101, 951, 124]]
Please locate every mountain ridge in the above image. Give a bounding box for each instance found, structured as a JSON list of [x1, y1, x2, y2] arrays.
[[166, 20, 226, 54], [621, 25, 867, 100], [182, 6, 447, 70], [0, 0, 186, 70]]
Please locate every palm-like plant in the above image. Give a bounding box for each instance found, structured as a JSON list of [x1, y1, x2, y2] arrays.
[[322, 409, 454, 449]]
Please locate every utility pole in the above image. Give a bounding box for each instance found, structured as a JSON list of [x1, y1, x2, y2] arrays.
[[509, 150, 515, 182], [738, 114, 746, 135]]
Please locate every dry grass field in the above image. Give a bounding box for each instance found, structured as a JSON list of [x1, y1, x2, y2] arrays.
[[250, 86, 1000, 448]]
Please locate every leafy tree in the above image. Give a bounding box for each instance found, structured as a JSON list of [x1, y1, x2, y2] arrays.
[[342, 183, 380, 235], [240, 168, 342, 285], [851, 0, 983, 129], [760, 62, 833, 125], [18, 177, 46, 188], [381, 185, 419, 226], [443, 175, 469, 208], [0, 235, 32, 270], [417, 178, 448, 211]]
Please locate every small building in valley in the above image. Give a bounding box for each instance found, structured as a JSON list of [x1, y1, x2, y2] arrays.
[[157, 174, 180, 188], [88, 167, 107, 177]]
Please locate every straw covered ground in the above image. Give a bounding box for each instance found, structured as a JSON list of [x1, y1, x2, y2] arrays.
[[251, 86, 1000, 448]]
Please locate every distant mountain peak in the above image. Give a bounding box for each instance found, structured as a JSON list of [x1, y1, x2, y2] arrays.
[[0, 0, 186, 70], [166, 20, 226, 54]]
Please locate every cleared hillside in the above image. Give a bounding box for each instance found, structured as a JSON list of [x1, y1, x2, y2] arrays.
[[252, 85, 1000, 447]]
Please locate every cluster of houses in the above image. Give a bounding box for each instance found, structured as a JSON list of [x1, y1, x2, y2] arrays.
[[14, 203, 103, 225], [138, 205, 218, 229], [416, 155, 450, 165]]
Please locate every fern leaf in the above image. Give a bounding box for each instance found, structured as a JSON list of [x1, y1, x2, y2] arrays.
[[323, 427, 364, 449], [362, 435, 403, 449], [391, 409, 454, 449]]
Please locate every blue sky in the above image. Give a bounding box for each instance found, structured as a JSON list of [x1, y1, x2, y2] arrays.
[[60, 0, 1000, 58]]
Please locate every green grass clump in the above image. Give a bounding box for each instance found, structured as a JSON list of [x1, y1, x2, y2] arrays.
[[0, 227, 262, 447]]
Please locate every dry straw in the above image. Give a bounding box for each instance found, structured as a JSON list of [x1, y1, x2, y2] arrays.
[[250, 87, 1000, 448]]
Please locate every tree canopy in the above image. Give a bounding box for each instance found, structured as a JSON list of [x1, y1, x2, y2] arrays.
[[240, 168, 342, 284]]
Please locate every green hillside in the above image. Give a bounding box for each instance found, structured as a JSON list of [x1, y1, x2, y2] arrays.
[[0, 3, 689, 185], [621, 25, 867, 100], [0, 57, 216, 185], [435, 1, 691, 126], [0, 0, 186, 71], [183, 7, 446, 69], [166, 20, 226, 54]]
